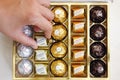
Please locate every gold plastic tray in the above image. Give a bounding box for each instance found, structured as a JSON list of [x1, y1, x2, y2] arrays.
[[13, 2, 110, 80]]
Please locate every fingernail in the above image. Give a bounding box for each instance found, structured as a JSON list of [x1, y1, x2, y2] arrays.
[[32, 44, 38, 49], [48, 35, 51, 39]]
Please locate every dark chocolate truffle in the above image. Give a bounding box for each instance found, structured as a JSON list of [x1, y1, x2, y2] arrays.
[[90, 24, 106, 41], [90, 60, 106, 77], [90, 42, 106, 58], [90, 6, 106, 23]]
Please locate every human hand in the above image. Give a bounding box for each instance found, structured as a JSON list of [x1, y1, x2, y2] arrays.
[[0, 0, 54, 49]]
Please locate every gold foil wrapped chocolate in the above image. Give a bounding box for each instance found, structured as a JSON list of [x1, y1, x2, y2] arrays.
[[52, 24, 67, 40], [52, 6, 67, 23], [72, 50, 85, 62], [72, 22, 85, 33], [72, 8, 85, 19], [51, 42, 67, 58], [72, 64, 86, 77], [72, 36, 85, 47], [50, 59, 67, 77]]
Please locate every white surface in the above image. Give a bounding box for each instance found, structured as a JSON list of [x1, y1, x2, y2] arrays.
[[0, 0, 120, 80]]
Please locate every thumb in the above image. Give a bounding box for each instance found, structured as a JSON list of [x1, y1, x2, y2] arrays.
[[13, 31, 37, 49]]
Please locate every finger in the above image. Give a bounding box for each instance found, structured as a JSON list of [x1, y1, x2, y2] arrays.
[[38, 0, 50, 8], [12, 31, 38, 49], [39, 5, 54, 21], [33, 26, 40, 32], [30, 15, 52, 39]]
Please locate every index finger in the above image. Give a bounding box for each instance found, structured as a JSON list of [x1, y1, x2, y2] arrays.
[[38, 0, 50, 8], [32, 15, 52, 39]]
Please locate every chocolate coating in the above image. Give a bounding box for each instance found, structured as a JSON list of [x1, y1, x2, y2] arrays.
[[90, 24, 106, 41], [90, 6, 106, 23], [90, 60, 106, 77], [50, 59, 67, 77], [90, 42, 106, 58], [52, 24, 67, 41], [52, 6, 67, 23], [50, 42, 67, 58]]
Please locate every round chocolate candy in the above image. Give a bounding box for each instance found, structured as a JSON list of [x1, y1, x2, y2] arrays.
[[90, 24, 106, 41], [90, 60, 106, 77], [52, 24, 67, 41], [52, 6, 67, 23], [23, 26, 33, 37], [17, 59, 33, 76], [17, 44, 33, 58], [50, 59, 67, 77], [90, 6, 106, 23], [90, 42, 106, 58], [50, 42, 67, 58]]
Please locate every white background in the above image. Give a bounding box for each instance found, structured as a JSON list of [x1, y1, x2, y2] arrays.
[[0, 0, 120, 80]]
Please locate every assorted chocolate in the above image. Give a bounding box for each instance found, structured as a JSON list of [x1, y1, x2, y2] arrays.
[[13, 3, 109, 80], [23, 26, 33, 37], [35, 50, 48, 61], [72, 50, 85, 62], [52, 6, 68, 23], [72, 22, 85, 33], [90, 24, 106, 41], [17, 59, 33, 76], [35, 64, 48, 75], [50, 5, 68, 77], [50, 42, 67, 58], [17, 44, 33, 58], [50, 59, 67, 77], [90, 60, 106, 77], [71, 5, 87, 78], [90, 6, 106, 23], [90, 42, 106, 58], [72, 7, 85, 19], [52, 24, 67, 41], [90, 5, 108, 78]]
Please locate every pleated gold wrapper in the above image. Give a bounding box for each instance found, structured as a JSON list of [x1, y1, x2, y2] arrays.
[[52, 24, 67, 41], [50, 59, 67, 77], [51, 42, 67, 58], [52, 6, 68, 23]]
